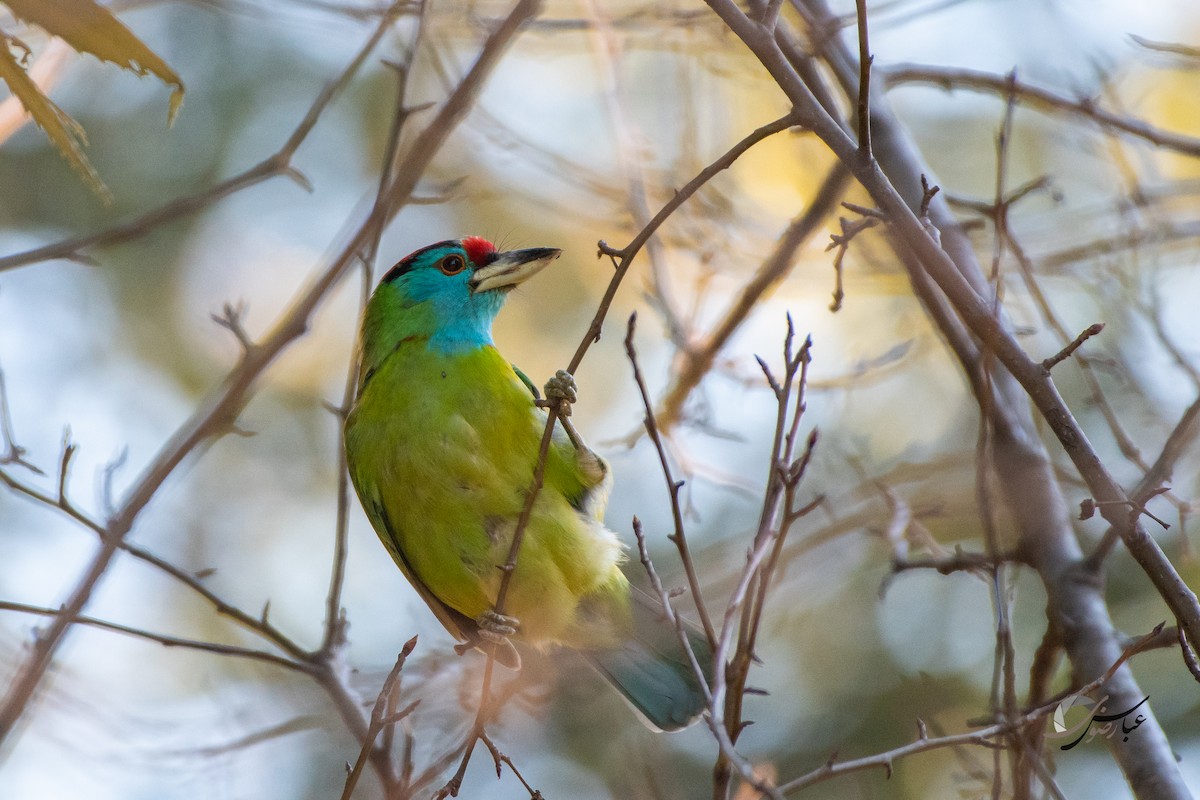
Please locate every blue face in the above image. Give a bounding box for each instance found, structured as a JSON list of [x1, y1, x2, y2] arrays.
[[382, 242, 507, 353]]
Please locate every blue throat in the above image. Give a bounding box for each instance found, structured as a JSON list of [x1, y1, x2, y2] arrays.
[[427, 314, 495, 353], [423, 285, 506, 354]]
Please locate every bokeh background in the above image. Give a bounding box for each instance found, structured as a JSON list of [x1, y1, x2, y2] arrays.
[[2, 0, 1200, 797]]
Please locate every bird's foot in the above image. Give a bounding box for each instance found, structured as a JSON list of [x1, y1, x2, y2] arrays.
[[576, 445, 608, 486], [476, 610, 521, 644], [539, 369, 577, 417]]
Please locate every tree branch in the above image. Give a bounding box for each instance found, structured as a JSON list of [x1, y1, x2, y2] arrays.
[[881, 63, 1200, 158]]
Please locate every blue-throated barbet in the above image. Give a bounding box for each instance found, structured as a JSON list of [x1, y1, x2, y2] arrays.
[[344, 236, 710, 730]]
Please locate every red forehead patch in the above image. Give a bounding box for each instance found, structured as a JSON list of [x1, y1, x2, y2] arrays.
[[461, 236, 497, 267]]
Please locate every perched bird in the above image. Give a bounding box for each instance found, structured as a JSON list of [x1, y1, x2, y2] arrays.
[[344, 236, 710, 731]]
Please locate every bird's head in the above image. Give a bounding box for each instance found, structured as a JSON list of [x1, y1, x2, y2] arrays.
[[358, 237, 560, 378]]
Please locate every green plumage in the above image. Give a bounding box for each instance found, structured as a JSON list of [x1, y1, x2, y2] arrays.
[[344, 238, 710, 731]]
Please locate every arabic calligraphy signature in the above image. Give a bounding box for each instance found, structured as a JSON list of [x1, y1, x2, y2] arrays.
[[1047, 694, 1150, 751]]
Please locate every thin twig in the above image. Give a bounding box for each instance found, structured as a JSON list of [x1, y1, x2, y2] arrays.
[[116, 539, 311, 660], [596, 113, 802, 264], [853, 0, 872, 159], [979, 77, 1023, 798], [584, 0, 690, 349], [1178, 624, 1200, 684], [624, 313, 716, 646], [320, 0, 430, 658], [479, 731, 543, 798], [1087, 392, 1200, 567], [712, 320, 815, 800], [1041, 323, 1106, 372], [777, 623, 1166, 794], [632, 518, 712, 704], [0, 600, 308, 672], [340, 637, 419, 800], [0, 4, 403, 274], [1004, 233, 1146, 468], [890, 551, 1002, 578], [655, 162, 851, 429], [1129, 35, 1200, 63], [825, 214, 879, 312], [881, 63, 1200, 158], [0, 368, 42, 474], [636, 513, 784, 793], [320, 274, 364, 656]]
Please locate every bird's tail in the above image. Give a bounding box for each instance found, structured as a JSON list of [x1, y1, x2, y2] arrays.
[[584, 593, 713, 732]]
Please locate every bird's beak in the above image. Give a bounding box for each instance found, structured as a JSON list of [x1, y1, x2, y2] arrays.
[[469, 247, 561, 294]]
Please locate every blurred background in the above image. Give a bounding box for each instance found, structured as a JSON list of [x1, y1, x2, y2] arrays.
[[2, 0, 1200, 797]]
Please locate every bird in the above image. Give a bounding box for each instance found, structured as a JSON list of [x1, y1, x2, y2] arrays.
[[344, 236, 711, 731]]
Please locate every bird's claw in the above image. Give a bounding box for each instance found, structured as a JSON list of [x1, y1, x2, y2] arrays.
[[576, 445, 608, 486], [476, 610, 520, 644], [541, 369, 577, 416]]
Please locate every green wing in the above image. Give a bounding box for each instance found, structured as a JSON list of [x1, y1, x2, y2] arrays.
[[511, 363, 540, 401], [367, 498, 520, 669]]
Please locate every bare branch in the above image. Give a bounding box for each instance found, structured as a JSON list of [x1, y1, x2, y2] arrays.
[[596, 113, 802, 263], [624, 313, 716, 646], [0, 600, 307, 672], [631, 518, 712, 704], [585, 0, 691, 348], [1041, 322, 1106, 372], [319, 258, 374, 660], [707, 1, 1198, 795], [890, 550, 1003, 579], [1004, 234, 1147, 468], [211, 301, 256, 353], [0, 3, 402, 274], [778, 623, 1167, 794], [881, 63, 1200, 158], [728, 0, 1200, 664], [340, 636, 419, 800], [853, 0, 873, 159], [1129, 34, 1200, 63], [825, 213, 879, 312], [0, 368, 41, 474], [479, 731, 543, 798], [1084, 385, 1200, 569], [711, 319, 815, 799], [1178, 625, 1200, 684]]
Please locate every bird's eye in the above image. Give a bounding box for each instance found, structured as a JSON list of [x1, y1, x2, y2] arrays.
[[439, 255, 466, 275]]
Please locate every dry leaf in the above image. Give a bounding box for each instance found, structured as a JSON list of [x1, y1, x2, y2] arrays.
[[3, 0, 185, 124], [0, 32, 110, 201]]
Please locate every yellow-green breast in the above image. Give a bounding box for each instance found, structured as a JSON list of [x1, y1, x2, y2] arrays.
[[345, 339, 629, 649]]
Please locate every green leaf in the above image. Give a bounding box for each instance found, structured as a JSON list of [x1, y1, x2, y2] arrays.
[[0, 33, 111, 202], [3, 0, 185, 124]]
